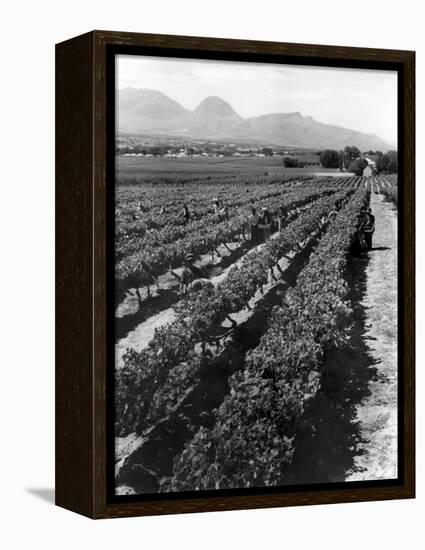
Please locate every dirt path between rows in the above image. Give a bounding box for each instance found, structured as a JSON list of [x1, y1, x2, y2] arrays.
[[282, 192, 398, 485], [115, 227, 326, 490], [115, 226, 293, 369], [115, 197, 324, 368], [346, 192, 398, 481]]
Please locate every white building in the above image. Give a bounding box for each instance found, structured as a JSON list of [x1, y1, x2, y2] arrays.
[[363, 164, 373, 177]]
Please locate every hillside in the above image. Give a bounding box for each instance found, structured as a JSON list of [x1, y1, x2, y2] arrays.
[[117, 88, 393, 151]]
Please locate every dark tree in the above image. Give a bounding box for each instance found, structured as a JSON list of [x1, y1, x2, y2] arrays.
[[375, 152, 385, 172], [283, 156, 299, 168], [320, 149, 341, 168], [384, 150, 398, 173], [376, 150, 398, 173], [349, 157, 368, 176], [343, 146, 361, 168]]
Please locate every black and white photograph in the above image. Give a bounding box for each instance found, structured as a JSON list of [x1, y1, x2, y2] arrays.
[[113, 54, 399, 496]]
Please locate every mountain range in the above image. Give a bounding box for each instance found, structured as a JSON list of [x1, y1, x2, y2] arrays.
[[117, 88, 393, 151]]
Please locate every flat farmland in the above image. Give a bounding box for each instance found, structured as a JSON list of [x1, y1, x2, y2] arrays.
[[116, 154, 341, 181]]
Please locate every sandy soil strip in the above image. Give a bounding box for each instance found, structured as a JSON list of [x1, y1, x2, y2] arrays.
[[346, 192, 398, 481], [115, 224, 296, 368]]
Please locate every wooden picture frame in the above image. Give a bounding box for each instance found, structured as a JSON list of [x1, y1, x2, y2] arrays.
[[55, 30, 415, 519]]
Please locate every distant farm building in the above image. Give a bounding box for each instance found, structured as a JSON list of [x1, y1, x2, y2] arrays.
[[362, 157, 376, 177], [363, 165, 373, 177], [364, 157, 376, 167]]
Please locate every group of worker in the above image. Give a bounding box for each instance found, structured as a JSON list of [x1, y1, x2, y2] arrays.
[[179, 197, 287, 243], [141, 193, 376, 254], [351, 205, 376, 256], [179, 198, 230, 226], [250, 205, 287, 244]]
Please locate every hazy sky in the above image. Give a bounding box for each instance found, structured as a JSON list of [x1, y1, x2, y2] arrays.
[[117, 54, 397, 145]]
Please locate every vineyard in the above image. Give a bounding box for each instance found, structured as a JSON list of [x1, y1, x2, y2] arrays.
[[114, 171, 398, 495]]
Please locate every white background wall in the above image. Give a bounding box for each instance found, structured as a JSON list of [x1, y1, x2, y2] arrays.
[[0, 0, 422, 547]]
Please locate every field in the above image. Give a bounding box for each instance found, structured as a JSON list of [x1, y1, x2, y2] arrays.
[[117, 154, 340, 179], [114, 156, 398, 495]]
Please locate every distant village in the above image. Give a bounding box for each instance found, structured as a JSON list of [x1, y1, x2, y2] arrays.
[[116, 134, 300, 159]]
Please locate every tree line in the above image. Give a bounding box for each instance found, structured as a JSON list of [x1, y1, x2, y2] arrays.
[[284, 146, 397, 175], [320, 147, 397, 175]]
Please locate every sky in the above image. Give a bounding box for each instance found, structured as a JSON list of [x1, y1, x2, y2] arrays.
[[117, 54, 398, 146]]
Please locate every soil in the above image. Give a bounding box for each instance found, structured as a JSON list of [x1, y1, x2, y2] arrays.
[[346, 192, 398, 481], [115, 229, 324, 492], [114, 191, 399, 489], [114, 201, 316, 368], [283, 191, 398, 484], [115, 220, 296, 368]]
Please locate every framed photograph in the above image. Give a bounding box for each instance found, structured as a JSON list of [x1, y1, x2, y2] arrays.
[[56, 30, 415, 519]]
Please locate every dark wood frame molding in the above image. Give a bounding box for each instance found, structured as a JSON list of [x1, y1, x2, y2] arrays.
[[56, 30, 415, 519]]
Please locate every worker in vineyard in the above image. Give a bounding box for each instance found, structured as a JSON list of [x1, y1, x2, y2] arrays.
[[181, 203, 191, 225], [219, 204, 229, 221], [183, 252, 194, 267], [250, 207, 260, 244], [277, 206, 287, 231], [367, 207, 375, 226], [259, 207, 272, 242], [360, 208, 375, 250], [265, 207, 272, 238], [212, 197, 220, 215], [350, 224, 367, 257]]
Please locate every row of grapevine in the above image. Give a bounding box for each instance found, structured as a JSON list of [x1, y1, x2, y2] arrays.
[[116, 185, 342, 294], [117, 171, 313, 191], [116, 175, 316, 240], [116, 180, 325, 259], [116, 179, 289, 242], [161, 188, 367, 492], [115, 176, 356, 256], [115, 190, 352, 436], [377, 176, 398, 207], [142, 197, 341, 430]]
